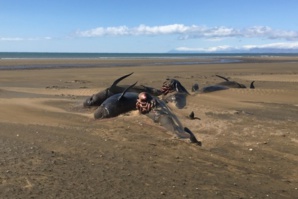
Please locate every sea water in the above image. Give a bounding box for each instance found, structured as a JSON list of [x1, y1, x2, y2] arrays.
[[0, 52, 297, 70]]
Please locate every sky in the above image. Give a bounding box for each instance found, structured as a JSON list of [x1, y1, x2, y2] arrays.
[[1, 0, 298, 53]]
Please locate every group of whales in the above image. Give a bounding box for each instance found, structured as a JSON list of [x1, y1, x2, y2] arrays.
[[83, 73, 255, 145]]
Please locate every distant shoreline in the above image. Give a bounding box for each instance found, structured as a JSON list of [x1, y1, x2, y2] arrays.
[[1, 55, 298, 71], [1, 52, 298, 59]]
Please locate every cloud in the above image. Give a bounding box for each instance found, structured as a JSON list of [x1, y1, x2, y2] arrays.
[[243, 42, 298, 50], [174, 42, 298, 53], [0, 37, 52, 41], [0, 37, 24, 41], [76, 24, 298, 41], [76, 24, 190, 37], [175, 46, 235, 53]]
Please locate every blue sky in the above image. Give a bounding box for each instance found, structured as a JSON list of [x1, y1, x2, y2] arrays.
[[1, 0, 298, 53]]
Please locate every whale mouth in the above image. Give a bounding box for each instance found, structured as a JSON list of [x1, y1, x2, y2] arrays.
[[94, 107, 110, 119], [83, 96, 93, 107], [84, 94, 99, 107]]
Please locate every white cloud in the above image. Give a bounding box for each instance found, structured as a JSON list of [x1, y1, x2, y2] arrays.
[[0, 37, 24, 41], [0, 37, 52, 41], [175, 42, 298, 53], [175, 45, 235, 53], [76, 24, 298, 41], [77, 24, 190, 37], [243, 42, 298, 49], [78, 26, 130, 37], [135, 24, 190, 35]]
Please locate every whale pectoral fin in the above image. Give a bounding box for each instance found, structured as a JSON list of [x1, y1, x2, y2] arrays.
[[236, 82, 246, 88], [216, 75, 230, 82], [184, 127, 202, 146], [118, 81, 138, 101]]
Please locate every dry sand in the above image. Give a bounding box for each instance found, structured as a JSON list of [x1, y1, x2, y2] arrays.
[[0, 58, 298, 198]]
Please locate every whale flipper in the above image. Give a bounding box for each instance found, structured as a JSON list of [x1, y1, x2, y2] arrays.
[[118, 82, 137, 101], [250, 81, 255, 89], [216, 75, 230, 82]]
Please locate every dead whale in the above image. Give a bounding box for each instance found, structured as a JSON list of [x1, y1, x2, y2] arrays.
[[84, 73, 162, 107], [161, 78, 190, 109], [201, 85, 229, 93], [94, 82, 138, 119], [200, 75, 255, 93], [216, 75, 255, 89], [136, 92, 202, 145]]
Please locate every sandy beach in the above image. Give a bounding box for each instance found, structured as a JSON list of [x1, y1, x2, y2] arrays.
[[1, 57, 298, 198]]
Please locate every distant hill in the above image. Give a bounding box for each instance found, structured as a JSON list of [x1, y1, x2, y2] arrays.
[[246, 48, 298, 53], [169, 48, 298, 54]]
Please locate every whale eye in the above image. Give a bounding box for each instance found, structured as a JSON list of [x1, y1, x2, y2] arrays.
[[87, 95, 95, 104]]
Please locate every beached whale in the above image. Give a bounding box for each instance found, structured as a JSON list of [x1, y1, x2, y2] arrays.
[[215, 75, 255, 89], [201, 85, 230, 93], [200, 75, 256, 93], [160, 78, 190, 109], [136, 92, 201, 145], [84, 72, 162, 107], [94, 82, 138, 119]]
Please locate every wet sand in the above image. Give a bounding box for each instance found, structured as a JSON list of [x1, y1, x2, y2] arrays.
[[1, 57, 298, 198]]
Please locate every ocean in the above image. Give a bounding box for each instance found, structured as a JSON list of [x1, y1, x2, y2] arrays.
[[1, 52, 297, 70], [1, 52, 298, 59]]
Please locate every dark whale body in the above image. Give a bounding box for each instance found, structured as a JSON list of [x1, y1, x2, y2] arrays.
[[94, 83, 138, 119], [216, 75, 255, 89], [201, 75, 255, 93], [202, 85, 229, 93], [84, 73, 161, 107], [137, 92, 201, 145]]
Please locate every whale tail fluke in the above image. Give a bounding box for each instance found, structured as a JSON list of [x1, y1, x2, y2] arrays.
[[184, 127, 202, 146]]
